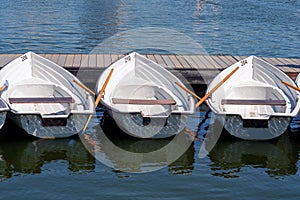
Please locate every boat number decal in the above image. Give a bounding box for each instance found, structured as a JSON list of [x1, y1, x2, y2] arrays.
[[21, 55, 28, 62], [124, 56, 131, 63], [240, 59, 247, 66]]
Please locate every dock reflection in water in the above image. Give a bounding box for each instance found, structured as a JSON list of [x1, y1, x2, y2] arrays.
[[1, 110, 300, 182], [0, 136, 95, 181], [209, 133, 298, 178], [81, 111, 195, 174]]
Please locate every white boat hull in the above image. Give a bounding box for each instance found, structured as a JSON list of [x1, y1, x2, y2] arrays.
[[0, 112, 7, 129], [108, 109, 189, 138], [0, 99, 9, 129], [9, 113, 88, 139], [219, 115, 291, 140]]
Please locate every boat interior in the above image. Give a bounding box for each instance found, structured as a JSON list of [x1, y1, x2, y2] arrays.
[[110, 84, 178, 117], [219, 83, 290, 119], [6, 80, 74, 117]]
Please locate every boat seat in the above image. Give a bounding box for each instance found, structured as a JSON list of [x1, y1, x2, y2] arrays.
[[9, 97, 74, 104], [221, 99, 286, 106], [112, 98, 176, 105]]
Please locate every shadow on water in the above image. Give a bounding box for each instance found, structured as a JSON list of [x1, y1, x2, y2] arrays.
[[208, 130, 299, 178], [2, 108, 300, 180], [0, 120, 95, 182], [81, 109, 195, 174], [0, 110, 196, 180]]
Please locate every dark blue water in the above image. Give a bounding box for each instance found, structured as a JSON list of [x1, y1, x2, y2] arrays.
[[0, 0, 299, 57]]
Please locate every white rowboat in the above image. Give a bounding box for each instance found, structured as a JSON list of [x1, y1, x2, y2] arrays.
[[0, 52, 94, 138], [95, 52, 195, 138], [205, 56, 300, 140]]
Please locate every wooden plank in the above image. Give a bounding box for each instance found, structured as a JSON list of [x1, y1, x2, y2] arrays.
[[118, 54, 125, 59], [182, 55, 199, 69], [112, 98, 176, 105], [290, 58, 300, 65], [96, 54, 104, 68], [0, 54, 8, 67], [203, 55, 223, 69], [80, 54, 89, 68], [14, 54, 22, 59], [9, 97, 74, 104], [275, 57, 298, 73], [88, 54, 97, 68], [191, 55, 210, 70], [217, 55, 231, 66], [111, 54, 119, 63], [0, 54, 16, 67], [50, 54, 60, 64], [44, 54, 53, 60], [272, 57, 289, 66], [278, 57, 299, 66], [262, 57, 277, 65], [191, 55, 210, 69], [198, 56, 213, 69], [288, 58, 300, 73], [175, 55, 191, 69], [262, 57, 293, 72], [233, 55, 245, 61], [210, 56, 230, 69], [73, 54, 82, 67], [187, 55, 221, 83], [104, 54, 112, 68], [153, 54, 167, 67], [65, 54, 74, 67], [168, 55, 183, 68], [161, 55, 174, 68], [220, 55, 236, 66], [146, 54, 157, 63], [221, 99, 286, 106], [57, 54, 67, 67], [277, 57, 297, 66], [273, 58, 294, 72]]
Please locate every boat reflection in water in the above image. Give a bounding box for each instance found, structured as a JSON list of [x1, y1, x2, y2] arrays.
[[209, 133, 298, 178], [81, 112, 195, 174], [0, 136, 95, 181]]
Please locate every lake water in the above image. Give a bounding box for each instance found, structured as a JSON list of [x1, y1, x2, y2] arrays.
[[1, 0, 300, 199], [1, 110, 300, 200], [0, 0, 299, 57]]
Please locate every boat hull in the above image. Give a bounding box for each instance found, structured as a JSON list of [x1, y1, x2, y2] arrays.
[[8, 113, 89, 139], [0, 112, 7, 129], [0, 98, 9, 129], [107, 109, 189, 139], [218, 115, 291, 140]]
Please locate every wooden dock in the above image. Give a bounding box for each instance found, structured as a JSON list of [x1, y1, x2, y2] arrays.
[[1, 54, 300, 86]]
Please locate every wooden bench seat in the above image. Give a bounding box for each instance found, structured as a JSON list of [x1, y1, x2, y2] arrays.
[[112, 98, 176, 105], [9, 97, 74, 104], [221, 99, 286, 106]]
